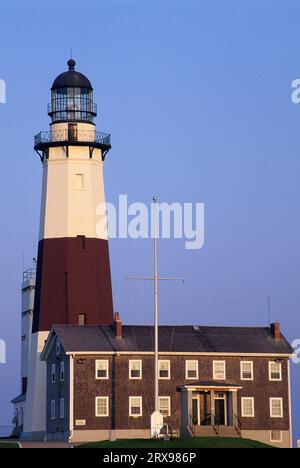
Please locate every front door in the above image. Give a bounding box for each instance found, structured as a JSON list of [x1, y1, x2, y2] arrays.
[[214, 393, 227, 425], [200, 392, 211, 425]]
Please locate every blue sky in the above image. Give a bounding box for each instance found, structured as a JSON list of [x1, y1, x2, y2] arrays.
[[0, 0, 299, 444]]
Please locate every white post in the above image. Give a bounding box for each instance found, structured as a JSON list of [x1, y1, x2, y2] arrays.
[[127, 197, 184, 437], [153, 196, 159, 413]]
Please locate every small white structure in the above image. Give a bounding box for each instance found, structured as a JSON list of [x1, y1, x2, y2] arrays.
[[150, 411, 164, 438], [11, 268, 36, 437]]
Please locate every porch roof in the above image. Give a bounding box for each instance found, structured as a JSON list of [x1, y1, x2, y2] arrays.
[[178, 380, 243, 391]]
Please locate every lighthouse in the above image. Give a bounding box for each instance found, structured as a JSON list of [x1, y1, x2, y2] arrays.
[[22, 59, 114, 439]]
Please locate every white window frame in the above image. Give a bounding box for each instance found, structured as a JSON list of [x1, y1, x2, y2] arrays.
[[95, 397, 109, 417], [129, 360, 142, 380], [185, 360, 199, 380], [95, 360, 109, 380], [51, 363, 56, 384], [60, 361, 65, 382], [51, 400, 56, 420], [60, 398, 65, 419], [159, 396, 171, 417], [270, 430, 283, 443], [213, 361, 226, 380], [129, 396, 143, 417], [158, 360, 171, 380], [269, 362, 282, 381], [270, 398, 283, 418], [240, 361, 254, 381], [241, 397, 255, 418]]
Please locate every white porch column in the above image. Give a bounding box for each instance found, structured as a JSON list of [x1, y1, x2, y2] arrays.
[[211, 391, 215, 425]]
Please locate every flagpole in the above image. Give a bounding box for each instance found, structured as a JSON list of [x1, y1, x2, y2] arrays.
[[126, 196, 184, 437], [153, 196, 159, 414]]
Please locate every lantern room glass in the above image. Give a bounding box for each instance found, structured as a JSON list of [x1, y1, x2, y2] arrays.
[[49, 87, 96, 123]]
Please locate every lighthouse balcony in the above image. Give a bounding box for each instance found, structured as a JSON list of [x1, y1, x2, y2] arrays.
[[34, 129, 111, 153]]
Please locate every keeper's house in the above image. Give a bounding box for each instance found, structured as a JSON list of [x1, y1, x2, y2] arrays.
[[40, 314, 293, 447]]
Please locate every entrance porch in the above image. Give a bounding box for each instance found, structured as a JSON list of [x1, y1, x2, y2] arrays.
[[179, 381, 242, 437]]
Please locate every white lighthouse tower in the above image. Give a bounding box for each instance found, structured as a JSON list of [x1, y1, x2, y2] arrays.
[[21, 59, 114, 440]]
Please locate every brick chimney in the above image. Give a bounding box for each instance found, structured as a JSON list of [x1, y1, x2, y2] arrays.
[[114, 311, 122, 339], [271, 322, 281, 340]]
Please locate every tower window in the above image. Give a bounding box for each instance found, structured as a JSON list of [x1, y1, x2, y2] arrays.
[[77, 235, 86, 250], [60, 398, 65, 419], [51, 364, 56, 384], [78, 313, 86, 326], [60, 362, 65, 382], [76, 173, 85, 190], [22, 378, 27, 395], [51, 400, 56, 420], [68, 123, 78, 141], [56, 339, 61, 356]]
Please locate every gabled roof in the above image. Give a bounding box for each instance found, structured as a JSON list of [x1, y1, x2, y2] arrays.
[[40, 324, 293, 360], [11, 393, 26, 404]]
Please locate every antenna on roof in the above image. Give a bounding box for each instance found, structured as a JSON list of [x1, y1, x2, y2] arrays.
[[267, 296, 271, 325]]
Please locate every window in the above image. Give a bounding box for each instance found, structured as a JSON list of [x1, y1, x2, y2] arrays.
[[68, 123, 78, 141], [159, 397, 171, 417], [51, 364, 56, 384], [129, 397, 142, 417], [213, 361, 226, 380], [95, 360, 109, 379], [77, 236, 86, 250], [186, 361, 198, 380], [60, 398, 65, 419], [270, 398, 283, 418], [129, 360, 142, 379], [78, 313, 86, 326], [270, 430, 283, 443], [76, 173, 85, 190], [95, 397, 109, 417], [241, 398, 255, 417], [241, 361, 254, 380], [56, 339, 61, 356], [158, 360, 170, 379], [51, 400, 56, 420], [60, 362, 65, 382], [269, 362, 282, 381]]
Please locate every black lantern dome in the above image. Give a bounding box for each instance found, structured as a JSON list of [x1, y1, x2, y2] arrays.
[[48, 59, 97, 124]]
